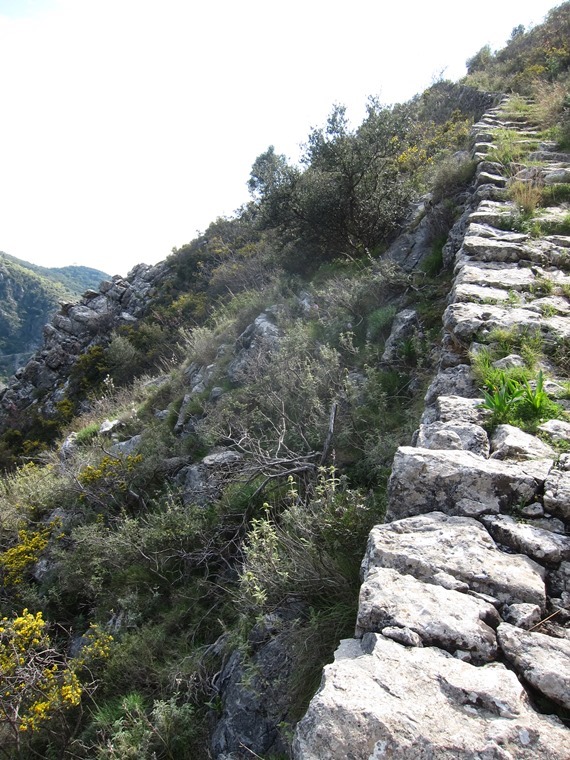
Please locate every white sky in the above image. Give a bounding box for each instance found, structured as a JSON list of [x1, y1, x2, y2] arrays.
[[0, 0, 563, 277]]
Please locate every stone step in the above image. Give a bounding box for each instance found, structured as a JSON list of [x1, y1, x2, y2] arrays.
[[364, 511, 547, 604], [453, 259, 570, 293], [529, 150, 570, 163], [443, 301, 570, 343]]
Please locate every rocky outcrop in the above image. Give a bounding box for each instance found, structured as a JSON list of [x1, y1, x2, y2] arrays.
[[0, 253, 109, 380], [226, 309, 281, 383], [294, 98, 570, 758], [211, 607, 304, 759], [0, 261, 167, 427]]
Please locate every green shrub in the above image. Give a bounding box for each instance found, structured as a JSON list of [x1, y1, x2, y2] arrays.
[[366, 305, 397, 341], [540, 184, 570, 206], [79, 693, 203, 759], [70, 345, 112, 394], [480, 372, 524, 425], [479, 367, 563, 430], [487, 129, 538, 166], [420, 238, 445, 277], [75, 423, 101, 445], [431, 156, 477, 203], [508, 179, 544, 216], [106, 334, 143, 385]]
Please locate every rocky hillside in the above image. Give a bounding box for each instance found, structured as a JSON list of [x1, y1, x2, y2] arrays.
[[0, 253, 108, 383], [0, 5, 569, 759]]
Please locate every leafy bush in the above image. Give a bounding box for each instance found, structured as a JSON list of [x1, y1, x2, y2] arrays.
[[79, 692, 202, 759], [431, 155, 477, 203], [366, 305, 398, 341]]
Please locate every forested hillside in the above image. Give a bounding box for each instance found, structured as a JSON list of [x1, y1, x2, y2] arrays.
[[0, 4, 569, 758], [0, 253, 108, 383]]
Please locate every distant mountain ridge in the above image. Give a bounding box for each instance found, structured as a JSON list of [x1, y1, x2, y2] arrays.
[[0, 252, 108, 381]]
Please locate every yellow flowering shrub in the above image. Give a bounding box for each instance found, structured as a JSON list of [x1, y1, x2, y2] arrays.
[[78, 454, 142, 488], [76, 454, 144, 513], [0, 609, 112, 745], [0, 526, 51, 586]]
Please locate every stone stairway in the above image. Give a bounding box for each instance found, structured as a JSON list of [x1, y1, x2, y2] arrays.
[[293, 100, 570, 759]]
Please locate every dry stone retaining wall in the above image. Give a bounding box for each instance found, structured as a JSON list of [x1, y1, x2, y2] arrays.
[[294, 99, 570, 758]]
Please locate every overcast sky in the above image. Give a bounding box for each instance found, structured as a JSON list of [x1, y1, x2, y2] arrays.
[[0, 0, 563, 277]]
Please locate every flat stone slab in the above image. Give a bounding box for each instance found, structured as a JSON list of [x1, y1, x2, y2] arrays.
[[477, 171, 507, 187], [531, 295, 570, 315], [481, 515, 570, 565], [387, 446, 545, 521], [443, 302, 570, 342], [461, 231, 570, 268], [357, 566, 499, 663], [498, 623, 570, 710], [529, 150, 570, 163], [544, 168, 570, 184], [362, 512, 546, 607], [490, 425, 555, 462], [452, 283, 512, 304], [454, 260, 538, 291], [467, 202, 520, 229], [462, 235, 527, 262], [435, 395, 489, 425], [293, 634, 570, 760]]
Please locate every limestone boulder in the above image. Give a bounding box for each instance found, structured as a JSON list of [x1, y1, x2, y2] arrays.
[[444, 302, 570, 343], [177, 450, 243, 506], [550, 561, 570, 597], [462, 234, 526, 263], [111, 435, 142, 456], [492, 353, 526, 369], [543, 168, 570, 184], [415, 421, 489, 456], [502, 603, 542, 630], [529, 150, 570, 162], [387, 446, 543, 521], [543, 469, 570, 521], [498, 623, 570, 710], [381, 309, 420, 363], [490, 425, 555, 461], [481, 515, 570, 565], [362, 513, 546, 607], [424, 365, 478, 405], [454, 260, 536, 291], [293, 634, 570, 760], [356, 566, 499, 663], [227, 311, 280, 383], [452, 282, 510, 304], [380, 626, 423, 647], [538, 418, 570, 444], [467, 202, 520, 230], [435, 395, 489, 425]]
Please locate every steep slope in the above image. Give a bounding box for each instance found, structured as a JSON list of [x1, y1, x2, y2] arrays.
[[0, 6, 568, 759]]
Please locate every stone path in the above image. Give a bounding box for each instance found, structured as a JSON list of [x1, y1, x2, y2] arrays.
[[294, 99, 570, 759]]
